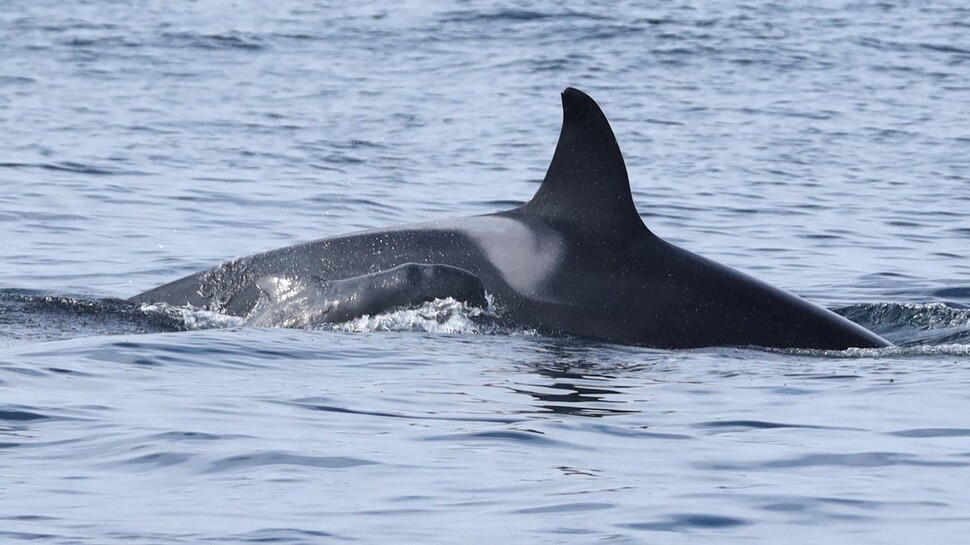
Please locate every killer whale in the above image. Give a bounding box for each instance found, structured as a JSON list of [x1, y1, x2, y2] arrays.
[[131, 88, 890, 350]]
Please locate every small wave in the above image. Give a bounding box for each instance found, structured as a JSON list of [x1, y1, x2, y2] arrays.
[[919, 42, 970, 55], [0, 161, 141, 176], [0, 290, 247, 346], [624, 514, 749, 531], [888, 428, 970, 438], [836, 302, 970, 346], [225, 529, 340, 543], [440, 9, 555, 24], [205, 451, 376, 474], [0, 76, 36, 85], [933, 286, 970, 301], [0, 291, 189, 346], [160, 31, 266, 51], [0, 407, 49, 422]]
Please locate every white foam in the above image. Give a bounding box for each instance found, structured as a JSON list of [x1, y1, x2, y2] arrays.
[[784, 343, 970, 358], [139, 303, 244, 330], [328, 296, 495, 335]]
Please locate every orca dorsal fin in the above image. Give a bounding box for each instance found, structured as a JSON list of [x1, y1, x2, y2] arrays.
[[521, 88, 647, 234]]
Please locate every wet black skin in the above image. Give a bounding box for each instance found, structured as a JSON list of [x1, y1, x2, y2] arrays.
[[246, 263, 487, 327], [131, 88, 891, 350]]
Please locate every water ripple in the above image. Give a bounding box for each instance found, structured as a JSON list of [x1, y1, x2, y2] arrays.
[[888, 428, 970, 438], [0, 407, 49, 422], [623, 514, 749, 532], [206, 452, 377, 473]]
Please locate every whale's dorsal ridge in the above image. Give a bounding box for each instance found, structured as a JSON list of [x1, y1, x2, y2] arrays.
[[520, 87, 647, 235]]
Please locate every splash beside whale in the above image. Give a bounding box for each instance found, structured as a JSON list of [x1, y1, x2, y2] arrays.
[[131, 88, 890, 350]]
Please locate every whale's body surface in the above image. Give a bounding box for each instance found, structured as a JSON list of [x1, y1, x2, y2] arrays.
[[246, 263, 487, 328], [132, 88, 890, 350]]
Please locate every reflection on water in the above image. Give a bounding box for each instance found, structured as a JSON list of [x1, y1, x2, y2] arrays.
[[512, 366, 638, 417], [508, 341, 664, 417]]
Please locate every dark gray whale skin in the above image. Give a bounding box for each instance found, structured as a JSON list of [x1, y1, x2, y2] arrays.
[[246, 263, 487, 327], [131, 88, 890, 350]]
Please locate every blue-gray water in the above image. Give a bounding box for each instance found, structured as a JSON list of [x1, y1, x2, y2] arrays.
[[2, 1, 969, 543]]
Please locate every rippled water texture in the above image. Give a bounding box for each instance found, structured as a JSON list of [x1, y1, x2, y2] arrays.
[[1, 1, 968, 543]]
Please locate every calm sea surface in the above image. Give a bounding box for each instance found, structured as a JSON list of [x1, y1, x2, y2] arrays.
[[1, 1, 969, 543]]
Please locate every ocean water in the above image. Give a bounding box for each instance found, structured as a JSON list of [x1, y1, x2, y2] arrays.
[[1, 1, 969, 543]]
